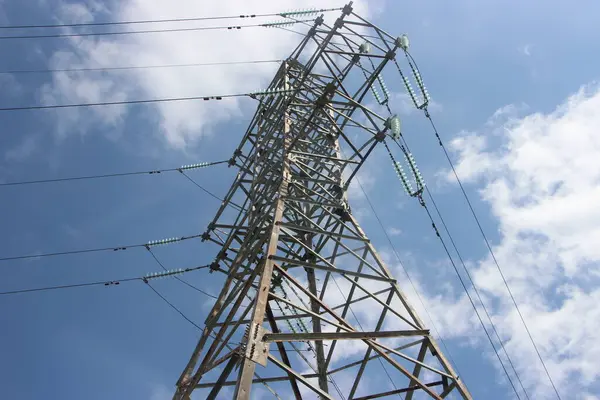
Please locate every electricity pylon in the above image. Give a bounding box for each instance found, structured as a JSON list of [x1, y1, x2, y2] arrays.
[[173, 3, 472, 399]]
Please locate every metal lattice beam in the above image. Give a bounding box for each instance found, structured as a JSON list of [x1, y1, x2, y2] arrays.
[[173, 3, 472, 399]]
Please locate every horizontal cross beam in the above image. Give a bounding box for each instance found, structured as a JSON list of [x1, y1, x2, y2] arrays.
[[262, 330, 430, 342]]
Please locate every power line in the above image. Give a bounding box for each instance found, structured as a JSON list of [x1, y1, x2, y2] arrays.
[[351, 172, 465, 394], [0, 167, 244, 263], [390, 138, 530, 398], [0, 233, 202, 263], [0, 264, 210, 295], [0, 93, 243, 112], [0, 59, 282, 75], [424, 110, 562, 400], [0, 20, 313, 41], [383, 140, 522, 399], [0, 160, 228, 187], [0, 8, 341, 29], [0, 88, 294, 112], [401, 47, 561, 399], [420, 200, 523, 399], [424, 187, 531, 399], [338, 146, 463, 397], [0, 277, 139, 295]]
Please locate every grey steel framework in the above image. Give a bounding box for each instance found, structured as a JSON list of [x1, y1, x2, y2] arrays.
[[173, 3, 472, 399]]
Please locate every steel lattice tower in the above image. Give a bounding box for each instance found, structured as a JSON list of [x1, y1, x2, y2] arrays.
[[173, 4, 472, 399]]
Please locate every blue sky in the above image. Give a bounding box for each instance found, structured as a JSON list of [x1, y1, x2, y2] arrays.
[[1, 0, 600, 399]]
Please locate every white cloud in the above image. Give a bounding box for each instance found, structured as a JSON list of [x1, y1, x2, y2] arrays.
[[0, 73, 22, 97], [387, 227, 402, 236], [444, 82, 600, 398], [149, 384, 171, 400], [519, 44, 532, 56], [5, 135, 39, 162], [42, 0, 378, 148]]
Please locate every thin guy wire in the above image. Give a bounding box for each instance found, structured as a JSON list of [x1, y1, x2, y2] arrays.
[[178, 170, 245, 212], [0, 59, 282, 75], [0, 265, 210, 295], [0, 7, 342, 29], [147, 247, 217, 299], [384, 141, 520, 398], [391, 137, 529, 398], [352, 170, 465, 386], [0, 159, 228, 187], [146, 280, 284, 396], [146, 281, 204, 331], [148, 282, 245, 347], [0, 20, 314, 40]]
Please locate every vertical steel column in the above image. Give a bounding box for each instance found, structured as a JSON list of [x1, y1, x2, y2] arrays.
[[233, 62, 292, 400]]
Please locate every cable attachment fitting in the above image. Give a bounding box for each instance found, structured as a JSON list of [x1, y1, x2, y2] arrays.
[[396, 34, 410, 50], [384, 115, 401, 140], [209, 262, 220, 273], [244, 322, 270, 366]]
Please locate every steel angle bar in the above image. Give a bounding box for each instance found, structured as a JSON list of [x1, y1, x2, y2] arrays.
[[196, 373, 321, 388], [263, 330, 429, 342], [337, 273, 421, 329], [289, 150, 359, 164], [353, 381, 446, 400], [273, 263, 445, 399], [373, 340, 455, 380], [348, 12, 397, 41], [278, 222, 370, 242], [278, 227, 387, 280], [271, 256, 395, 283], [268, 354, 336, 400], [328, 339, 425, 375], [268, 291, 351, 333]]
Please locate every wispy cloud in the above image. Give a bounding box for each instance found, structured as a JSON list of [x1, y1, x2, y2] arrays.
[[40, 0, 376, 148], [5, 135, 39, 162], [387, 227, 402, 236], [444, 82, 600, 397], [519, 44, 532, 56], [0, 73, 23, 97]]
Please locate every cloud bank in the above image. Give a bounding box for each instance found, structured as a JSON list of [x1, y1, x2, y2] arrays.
[[444, 83, 600, 398]]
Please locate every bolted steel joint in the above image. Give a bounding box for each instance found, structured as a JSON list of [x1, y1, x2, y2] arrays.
[[342, 2, 353, 15]]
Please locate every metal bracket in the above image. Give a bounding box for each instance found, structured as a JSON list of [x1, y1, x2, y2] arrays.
[[244, 322, 270, 367]]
